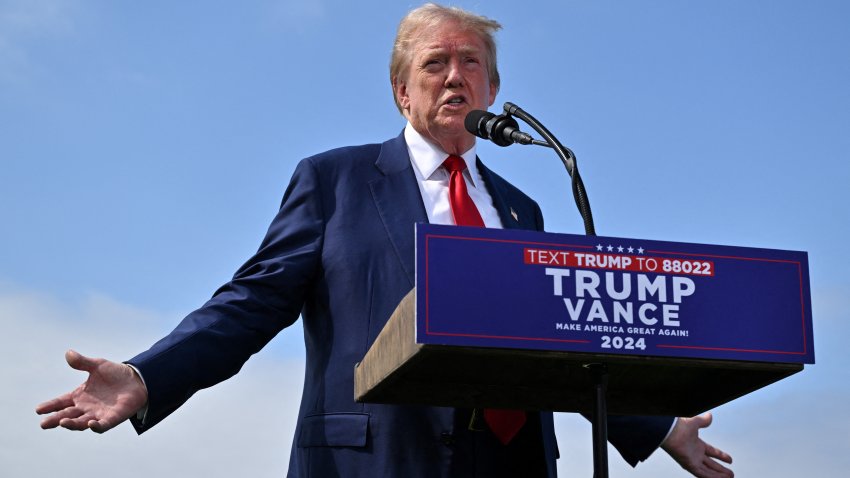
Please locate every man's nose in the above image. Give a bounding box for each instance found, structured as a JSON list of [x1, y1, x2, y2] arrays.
[[444, 59, 465, 87]]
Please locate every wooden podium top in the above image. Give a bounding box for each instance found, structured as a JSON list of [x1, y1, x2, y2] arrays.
[[354, 289, 802, 416]]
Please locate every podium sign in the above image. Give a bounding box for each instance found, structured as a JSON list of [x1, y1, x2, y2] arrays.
[[354, 225, 812, 416], [416, 224, 814, 364]]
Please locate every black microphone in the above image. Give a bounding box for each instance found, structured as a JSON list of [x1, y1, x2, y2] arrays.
[[464, 110, 534, 147], [464, 110, 496, 139]]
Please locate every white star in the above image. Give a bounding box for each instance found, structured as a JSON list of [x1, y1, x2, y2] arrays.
[[606, 245, 614, 252], [617, 245, 624, 253], [627, 246, 634, 254], [637, 247, 645, 255], [596, 244, 603, 251]]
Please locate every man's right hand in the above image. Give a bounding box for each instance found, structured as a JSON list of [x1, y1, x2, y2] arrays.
[[36, 350, 148, 433]]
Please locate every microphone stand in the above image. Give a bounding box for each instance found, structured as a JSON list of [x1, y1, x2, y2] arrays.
[[500, 102, 608, 478], [502, 102, 596, 236]]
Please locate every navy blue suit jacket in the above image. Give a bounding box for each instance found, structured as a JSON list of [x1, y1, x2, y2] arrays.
[[128, 133, 672, 477]]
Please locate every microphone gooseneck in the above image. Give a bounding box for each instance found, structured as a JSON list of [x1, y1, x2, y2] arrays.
[[464, 105, 596, 236]]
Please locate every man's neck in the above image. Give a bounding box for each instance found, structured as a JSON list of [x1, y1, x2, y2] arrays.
[[405, 122, 476, 159]]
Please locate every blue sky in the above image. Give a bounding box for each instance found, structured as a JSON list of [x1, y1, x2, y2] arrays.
[[2, 1, 848, 476]]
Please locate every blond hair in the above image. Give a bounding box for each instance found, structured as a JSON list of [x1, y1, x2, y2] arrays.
[[390, 3, 502, 114]]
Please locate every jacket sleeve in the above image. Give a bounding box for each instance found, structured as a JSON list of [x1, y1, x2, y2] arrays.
[[606, 414, 675, 466], [128, 157, 325, 433]]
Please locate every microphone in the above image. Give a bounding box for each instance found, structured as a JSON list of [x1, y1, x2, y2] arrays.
[[464, 110, 535, 147]]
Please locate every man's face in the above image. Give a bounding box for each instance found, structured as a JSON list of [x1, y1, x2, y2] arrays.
[[394, 21, 497, 153]]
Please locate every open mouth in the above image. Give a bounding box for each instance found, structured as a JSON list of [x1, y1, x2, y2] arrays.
[[445, 96, 466, 106]]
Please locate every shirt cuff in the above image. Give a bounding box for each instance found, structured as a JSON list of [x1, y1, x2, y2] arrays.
[[660, 417, 678, 447], [124, 363, 150, 423]]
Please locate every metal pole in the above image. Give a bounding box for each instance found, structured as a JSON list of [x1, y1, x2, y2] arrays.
[[585, 363, 609, 478]]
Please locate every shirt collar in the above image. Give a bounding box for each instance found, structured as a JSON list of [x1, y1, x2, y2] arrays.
[[404, 122, 480, 188]]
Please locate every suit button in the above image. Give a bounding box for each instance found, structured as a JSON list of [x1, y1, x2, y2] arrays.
[[440, 432, 455, 445]]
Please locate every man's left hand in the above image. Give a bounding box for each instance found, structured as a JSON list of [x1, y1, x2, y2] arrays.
[[661, 412, 734, 478]]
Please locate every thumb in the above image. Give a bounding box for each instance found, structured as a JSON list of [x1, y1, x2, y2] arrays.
[[694, 411, 713, 429], [65, 349, 97, 372]]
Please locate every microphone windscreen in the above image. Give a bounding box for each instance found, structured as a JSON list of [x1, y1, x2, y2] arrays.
[[464, 110, 494, 138]]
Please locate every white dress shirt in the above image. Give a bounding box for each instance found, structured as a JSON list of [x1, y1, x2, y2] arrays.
[[406, 122, 677, 447], [404, 123, 503, 229]]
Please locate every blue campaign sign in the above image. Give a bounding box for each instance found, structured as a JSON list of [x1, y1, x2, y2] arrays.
[[415, 224, 814, 364]]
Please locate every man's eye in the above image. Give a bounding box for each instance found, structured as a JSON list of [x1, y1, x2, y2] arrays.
[[423, 59, 443, 71]]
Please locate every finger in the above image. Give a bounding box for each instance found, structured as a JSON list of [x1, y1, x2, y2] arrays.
[[88, 409, 126, 434], [59, 414, 96, 431], [35, 394, 75, 415], [88, 418, 118, 434], [39, 415, 63, 430], [65, 349, 98, 372], [40, 406, 85, 429], [88, 420, 109, 434], [705, 443, 733, 464], [703, 456, 734, 477]]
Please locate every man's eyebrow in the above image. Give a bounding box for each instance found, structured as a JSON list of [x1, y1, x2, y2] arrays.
[[420, 44, 483, 56], [457, 45, 482, 56]]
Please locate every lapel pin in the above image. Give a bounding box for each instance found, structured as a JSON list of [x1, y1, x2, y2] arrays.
[[510, 207, 519, 222]]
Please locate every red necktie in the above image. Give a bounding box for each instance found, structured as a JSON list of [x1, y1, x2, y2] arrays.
[[443, 155, 485, 227], [442, 155, 527, 445]]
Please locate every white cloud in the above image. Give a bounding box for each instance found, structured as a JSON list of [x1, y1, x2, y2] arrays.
[[553, 364, 849, 475], [551, 281, 850, 476], [264, 0, 327, 34], [0, 0, 76, 83], [5, 282, 847, 477], [0, 0, 74, 34], [1, 285, 304, 478], [554, 392, 850, 477]]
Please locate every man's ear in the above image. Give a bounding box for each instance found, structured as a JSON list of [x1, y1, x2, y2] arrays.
[[488, 82, 497, 107], [393, 76, 410, 110]]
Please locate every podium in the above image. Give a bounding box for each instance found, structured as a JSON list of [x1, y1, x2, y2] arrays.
[[354, 224, 813, 473]]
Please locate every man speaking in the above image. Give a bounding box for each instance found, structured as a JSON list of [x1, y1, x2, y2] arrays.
[[37, 4, 733, 477]]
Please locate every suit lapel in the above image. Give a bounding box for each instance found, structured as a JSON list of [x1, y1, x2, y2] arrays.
[[369, 137, 536, 286], [477, 158, 531, 230], [369, 133, 428, 286]]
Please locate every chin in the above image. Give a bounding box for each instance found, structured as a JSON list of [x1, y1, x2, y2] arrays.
[[438, 114, 466, 129]]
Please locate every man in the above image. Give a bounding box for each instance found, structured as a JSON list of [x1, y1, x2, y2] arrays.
[[37, 4, 733, 477]]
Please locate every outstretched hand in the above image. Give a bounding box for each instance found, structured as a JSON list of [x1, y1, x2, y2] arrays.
[[36, 350, 148, 433], [662, 412, 734, 478]]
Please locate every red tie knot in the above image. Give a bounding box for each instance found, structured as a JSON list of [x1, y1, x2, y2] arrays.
[[443, 155, 466, 174]]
